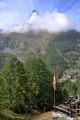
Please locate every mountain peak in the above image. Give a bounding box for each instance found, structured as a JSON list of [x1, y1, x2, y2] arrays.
[[28, 9, 39, 23], [32, 9, 38, 15]]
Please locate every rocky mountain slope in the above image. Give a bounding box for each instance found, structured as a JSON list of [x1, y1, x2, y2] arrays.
[[0, 30, 80, 68]]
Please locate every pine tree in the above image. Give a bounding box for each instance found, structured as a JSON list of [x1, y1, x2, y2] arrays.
[[25, 57, 53, 110]]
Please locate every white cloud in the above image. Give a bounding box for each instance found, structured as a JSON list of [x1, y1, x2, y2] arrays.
[[0, 0, 80, 33], [28, 12, 70, 32], [2, 11, 80, 33]]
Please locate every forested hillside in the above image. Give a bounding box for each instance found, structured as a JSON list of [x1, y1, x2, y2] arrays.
[[0, 30, 80, 67], [47, 30, 80, 76], [0, 30, 80, 119]]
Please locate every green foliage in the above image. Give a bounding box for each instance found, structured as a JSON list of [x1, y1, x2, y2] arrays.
[[0, 55, 78, 115], [62, 81, 77, 97], [0, 59, 15, 108], [62, 88, 69, 101], [13, 60, 27, 113], [0, 58, 27, 113], [47, 30, 80, 77], [76, 69, 80, 95], [0, 29, 80, 118], [25, 57, 53, 110], [47, 46, 66, 77]]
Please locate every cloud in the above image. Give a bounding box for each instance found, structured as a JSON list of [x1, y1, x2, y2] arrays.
[[2, 10, 80, 33], [29, 12, 70, 32], [0, 0, 80, 33]]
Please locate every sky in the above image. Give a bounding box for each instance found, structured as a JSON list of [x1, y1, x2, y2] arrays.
[[0, 0, 80, 32]]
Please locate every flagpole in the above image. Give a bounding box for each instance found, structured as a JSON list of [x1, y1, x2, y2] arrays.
[[54, 90, 55, 107], [53, 70, 56, 109]]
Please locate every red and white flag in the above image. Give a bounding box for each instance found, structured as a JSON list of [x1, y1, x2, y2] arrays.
[[53, 73, 56, 91]]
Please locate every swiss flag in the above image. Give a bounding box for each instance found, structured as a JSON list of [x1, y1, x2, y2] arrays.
[[53, 73, 56, 91]]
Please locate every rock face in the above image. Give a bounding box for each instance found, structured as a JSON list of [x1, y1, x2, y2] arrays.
[[0, 30, 80, 53], [0, 31, 52, 54], [0, 30, 80, 64]]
